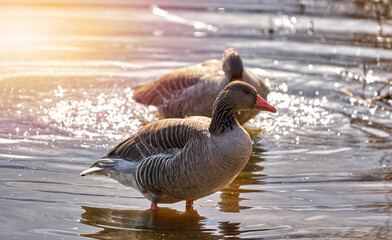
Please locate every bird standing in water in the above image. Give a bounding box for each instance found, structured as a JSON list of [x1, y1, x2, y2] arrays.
[[81, 81, 276, 211]]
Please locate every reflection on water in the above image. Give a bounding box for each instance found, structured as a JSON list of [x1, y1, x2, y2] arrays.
[[1, 0, 392, 239], [79, 205, 284, 239], [80, 206, 217, 239], [218, 154, 265, 213]]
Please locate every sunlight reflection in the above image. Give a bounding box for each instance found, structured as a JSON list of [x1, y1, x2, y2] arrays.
[[0, 60, 142, 81], [151, 5, 218, 32], [44, 88, 157, 141], [252, 91, 333, 139]]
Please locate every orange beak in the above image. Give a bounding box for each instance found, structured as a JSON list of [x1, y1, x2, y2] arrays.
[[253, 94, 277, 113]]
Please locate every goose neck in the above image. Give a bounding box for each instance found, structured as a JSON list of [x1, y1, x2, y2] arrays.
[[209, 98, 238, 134]]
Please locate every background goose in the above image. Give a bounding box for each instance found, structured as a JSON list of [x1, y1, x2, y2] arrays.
[[81, 81, 276, 211], [132, 48, 270, 124]]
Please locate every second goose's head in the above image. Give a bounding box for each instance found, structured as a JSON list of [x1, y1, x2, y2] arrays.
[[222, 48, 244, 81]]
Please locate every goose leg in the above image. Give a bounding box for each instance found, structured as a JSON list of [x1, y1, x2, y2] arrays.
[[150, 203, 159, 211], [185, 200, 194, 209]]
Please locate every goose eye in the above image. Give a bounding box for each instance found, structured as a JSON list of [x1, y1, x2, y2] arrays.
[[244, 90, 250, 94]]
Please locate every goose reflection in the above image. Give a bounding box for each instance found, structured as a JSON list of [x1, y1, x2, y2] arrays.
[[79, 206, 222, 240], [218, 144, 266, 213]]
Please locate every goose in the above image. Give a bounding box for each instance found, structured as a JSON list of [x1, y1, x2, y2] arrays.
[[81, 81, 276, 211], [132, 48, 270, 124]]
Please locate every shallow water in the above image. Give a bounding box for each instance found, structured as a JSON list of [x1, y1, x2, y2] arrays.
[[1, 0, 392, 239]]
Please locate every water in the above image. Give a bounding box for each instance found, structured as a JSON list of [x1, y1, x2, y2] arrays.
[[1, 0, 392, 239]]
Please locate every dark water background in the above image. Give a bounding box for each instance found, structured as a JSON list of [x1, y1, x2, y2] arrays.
[[0, 0, 392, 239]]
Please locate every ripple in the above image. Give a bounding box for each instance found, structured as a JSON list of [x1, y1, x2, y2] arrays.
[[152, 5, 218, 32], [0, 153, 33, 159], [306, 147, 351, 155]]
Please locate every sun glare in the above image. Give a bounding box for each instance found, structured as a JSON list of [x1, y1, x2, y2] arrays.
[[0, 5, 74, 50], [1, 7, 41, 46]]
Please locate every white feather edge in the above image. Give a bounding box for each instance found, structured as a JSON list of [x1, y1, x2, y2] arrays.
[[80, 167, 103, 176]]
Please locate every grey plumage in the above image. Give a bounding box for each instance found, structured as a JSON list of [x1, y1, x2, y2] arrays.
[[132, 48, 270, 124], [81, 81, 276, 207]]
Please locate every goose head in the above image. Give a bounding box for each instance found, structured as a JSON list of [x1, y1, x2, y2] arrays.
[[210, 81, 276, 134], [216, 81, 276, 113], [222, 48, 244, 81]]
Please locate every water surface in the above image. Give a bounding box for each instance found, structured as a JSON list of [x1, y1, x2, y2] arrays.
[[1, 0, 392, 239]]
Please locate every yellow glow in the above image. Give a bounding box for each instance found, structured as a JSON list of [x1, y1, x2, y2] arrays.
[[0, 5, 109, 51], [0, 6, 61, 49]]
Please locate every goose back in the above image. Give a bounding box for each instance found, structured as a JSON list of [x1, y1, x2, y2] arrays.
[[133, 60, 221, 107]]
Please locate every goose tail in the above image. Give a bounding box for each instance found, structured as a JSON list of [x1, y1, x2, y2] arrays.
[[80, 158, 117, 177], [133, 81, 164, 106]]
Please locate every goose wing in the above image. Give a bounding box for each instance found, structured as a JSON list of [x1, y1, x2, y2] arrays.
[[132, 60, 221, 107], [106, 119, 208, 162], [81, 119, 208, 178]]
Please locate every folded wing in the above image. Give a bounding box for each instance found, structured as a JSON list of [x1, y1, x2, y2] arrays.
[[132, 60, 221, 107], [106, 119, 208, 162]]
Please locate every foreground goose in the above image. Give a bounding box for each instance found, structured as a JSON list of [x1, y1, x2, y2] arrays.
[[81, 81, 276, 210], [133, 48, 269, 124]]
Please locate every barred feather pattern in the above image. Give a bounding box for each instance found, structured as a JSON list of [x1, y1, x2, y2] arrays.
[[100, 115, 250, 204], [106, 119, 206, 161], [209, 97, 236, 134], [129, 124, 250, 203], [133, 62, 219, 106]]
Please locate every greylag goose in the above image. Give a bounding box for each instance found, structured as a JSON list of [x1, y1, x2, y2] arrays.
[[81, 81, 276, 210], [132, 48, 269, 124]]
